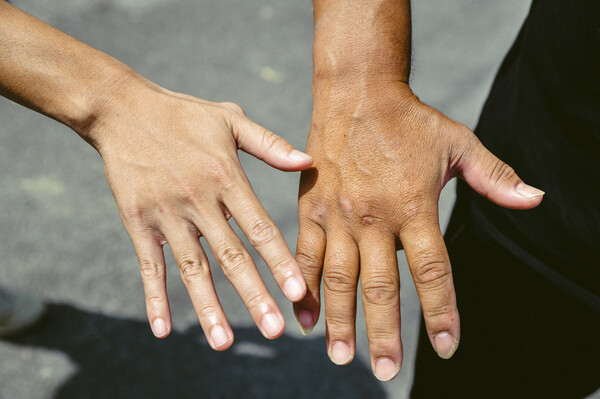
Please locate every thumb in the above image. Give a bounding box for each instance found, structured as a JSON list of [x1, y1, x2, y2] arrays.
[[457, 139, 544, 210], [230, 114, 313, 171]]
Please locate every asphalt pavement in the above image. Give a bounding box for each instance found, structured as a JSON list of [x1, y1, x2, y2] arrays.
[[0, 1, 536, 398]]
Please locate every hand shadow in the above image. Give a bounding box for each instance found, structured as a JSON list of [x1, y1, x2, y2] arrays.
[[5, 303, 385, 399]]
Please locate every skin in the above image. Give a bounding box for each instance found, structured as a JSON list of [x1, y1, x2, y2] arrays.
[[293, 0, 545, 381], [0, 2, 313, 349]]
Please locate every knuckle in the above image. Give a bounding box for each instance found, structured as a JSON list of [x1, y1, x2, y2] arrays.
[[245, 290, 268, 309], [296, 250, 321, 272], [178, 256, 209, 282], [325, 313, 352, 330], [247, 219, 276, 247], [205, 157, 235, 189], [367, 329, 398, 344], [220, 101, 245, 115], [260, 129, 283, 152], [423, 305, 457, 325], [219, 246, 250, 276], [147, 295, 163, 308], [362, 275, 399, 305], [412, 255, 451, 289], [487, 161, 516, 191], [323, 268, 356, 294], [139, 260, 163, 278], [196, 303, 219, 319]]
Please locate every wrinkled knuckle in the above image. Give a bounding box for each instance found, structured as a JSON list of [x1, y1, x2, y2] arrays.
[[247, 219, 276, 247], [196, 303, 219, 319], [219, 247, 250, 276], [245, 290, 268, 309], [178, 256, 209, 282], [323, 269, 356, 294], [305, 201, 329, 226], [147, 295, 163, 308], [367, 330, 397, 344], [121, 204, 148, 223], [296, 250, 321, 272], [423, 306, 457, 325], [362, 276, 399, 305], [354, 198, 386, 226], [413, 256, 451, 289], [140, 260, 163, 278], [206, 157, 235, 189], [325, 313, 351, 329], [260, 129, 283, 152], [488, 161, 516, 191]]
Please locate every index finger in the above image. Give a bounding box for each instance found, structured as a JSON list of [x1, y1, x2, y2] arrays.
[[400, 211, 460, 359], [222, 175, 307, 303]]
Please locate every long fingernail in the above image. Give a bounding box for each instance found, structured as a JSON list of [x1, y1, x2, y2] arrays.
[[289, 150, 312, 162], [261, 312, 283, 338], [284, 277, 305, 301], [329, 341, 353, 365], [516, 182, 545, 199], [374, 358, 398, 381], [151, 318, 168, 338], [210, 325, 230, 349], [434, 332, 458, 359], [297, 310, 314, 335]]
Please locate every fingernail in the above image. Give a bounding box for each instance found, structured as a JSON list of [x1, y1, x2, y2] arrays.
[[284, 277, 305, 301], [297, 310, 314, 335], [329, 341, 353, 365], [434, 332, 458, 359], [210, 325, 230, 349], [516, 182, 545, 199], [151, 318, 168, 338], [289, 150, 312, 162], [374, 358, 398, 381], [261, 312, 283, 338]]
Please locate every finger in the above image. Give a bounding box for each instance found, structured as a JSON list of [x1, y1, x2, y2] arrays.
[[359, 231, 402, 382], [292, 202, 327, 335], [161, 222, 233, 351], [230, 113, 313, 171], [322, 230, 359, 366], [400, 211, 460, 360], [127, 227, 172, 339], [223, 181, 307, 303], [457, 137, 544, 209], [192, 209, 286, 340]]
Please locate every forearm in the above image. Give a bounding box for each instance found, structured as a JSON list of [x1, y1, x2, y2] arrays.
[[0, 2, 136, 140], [312, 0, 411, 85]]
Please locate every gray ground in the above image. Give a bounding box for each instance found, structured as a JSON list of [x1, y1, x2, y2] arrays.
[[0, 0, 564, 398]]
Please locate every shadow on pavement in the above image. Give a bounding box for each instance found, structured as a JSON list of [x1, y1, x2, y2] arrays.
[[5, 303, 385, 399]]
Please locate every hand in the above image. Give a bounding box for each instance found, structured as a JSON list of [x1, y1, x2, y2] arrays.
[[87, 76, 312, 349], [293, 81, 543, 380]]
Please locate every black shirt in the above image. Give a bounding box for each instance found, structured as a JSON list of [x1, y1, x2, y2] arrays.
[[462, 0, 600, 311]]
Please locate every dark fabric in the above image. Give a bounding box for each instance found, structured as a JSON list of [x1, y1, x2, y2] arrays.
[[411, 200, 600, 398], [466, 0, 600, 308], [412, 1, 600, 396]]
